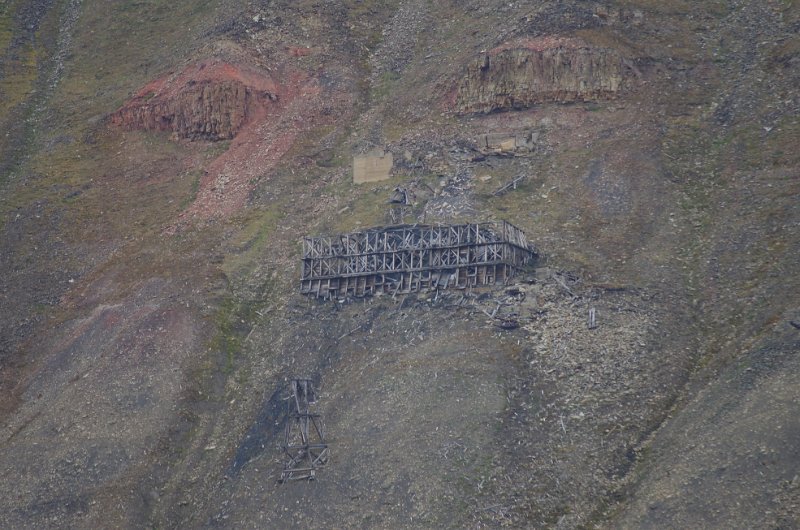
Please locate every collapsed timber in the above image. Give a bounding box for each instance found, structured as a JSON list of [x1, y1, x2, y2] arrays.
[[300, 221, 537, 299]]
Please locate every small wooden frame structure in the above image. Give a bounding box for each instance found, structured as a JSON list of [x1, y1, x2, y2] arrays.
[[300, 221, 536, 299], [280, 379, 329, 482]]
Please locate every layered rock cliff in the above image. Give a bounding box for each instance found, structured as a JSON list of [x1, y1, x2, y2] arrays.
[[455, 37, 627, 113], [113, 80, 249, 140], [111, 62, 278, 140]]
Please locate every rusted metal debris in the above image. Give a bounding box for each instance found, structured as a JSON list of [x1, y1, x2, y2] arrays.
[[300, 220, 537, 300], [280, 379, 329, 482]]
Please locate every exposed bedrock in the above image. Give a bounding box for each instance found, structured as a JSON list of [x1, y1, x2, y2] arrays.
[[113, 81, 249, 140], [455, 37, 628, 113], [111, 62, 278, 141]]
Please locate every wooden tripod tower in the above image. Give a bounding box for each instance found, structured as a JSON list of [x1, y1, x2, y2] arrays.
[[280, 379, 329, 482]]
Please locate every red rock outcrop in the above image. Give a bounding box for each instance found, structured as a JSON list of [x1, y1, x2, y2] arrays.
[[111, 61, 278, 140], [113, 59, 353, 225], [455, 37, 627, 113]]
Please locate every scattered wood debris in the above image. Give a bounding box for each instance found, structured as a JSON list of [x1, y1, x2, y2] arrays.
[[493, 174, 528, 196]]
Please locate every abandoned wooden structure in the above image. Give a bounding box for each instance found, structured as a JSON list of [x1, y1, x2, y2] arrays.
[[280, 379, 329, 482], [300, 221, 536, 299]]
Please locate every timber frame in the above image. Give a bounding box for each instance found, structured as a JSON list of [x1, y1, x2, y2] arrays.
[[280, 379, 329, 482], [300, 221, 536, 299]]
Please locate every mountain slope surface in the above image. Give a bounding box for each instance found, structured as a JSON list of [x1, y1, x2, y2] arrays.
[[0, 0, 798, 528]]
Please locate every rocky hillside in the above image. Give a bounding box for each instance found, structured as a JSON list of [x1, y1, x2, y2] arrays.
[[454, 37, 629, 113], [111, 61, 279, 141], [0, 0, 798, 528]]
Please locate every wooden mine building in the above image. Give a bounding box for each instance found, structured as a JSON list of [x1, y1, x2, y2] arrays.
[[300, 221, 536, 299]]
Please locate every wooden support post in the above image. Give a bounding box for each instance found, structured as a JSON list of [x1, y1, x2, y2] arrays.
[[588, 307, 598, 330]]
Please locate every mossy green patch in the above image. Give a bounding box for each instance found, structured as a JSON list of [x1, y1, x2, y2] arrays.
[[343, 0, 398, 50], [330, 175, 408, 233], [0, 43, 38, 116], [180, 170, 204, 210], [209, 207, 283, 380], [211, 297, 251, 375], [371, 71, 400, 102], [222, 203, 286, 281], [0, 5, 12, 52]]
